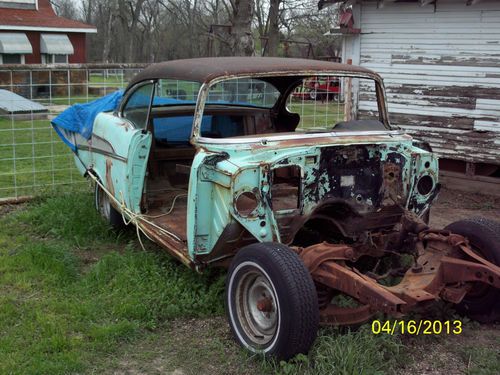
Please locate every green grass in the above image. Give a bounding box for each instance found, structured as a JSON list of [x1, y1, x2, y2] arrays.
[[0, 116, 85, 199], [0, 192, 407, 374], [289, 99, 345, 129], [263, 326, 406, 375], [39, 95, 101, 106], [0, 192, 225, 374], [0, 89, 103, 199], [89, 74, 125, 85], [0, 192, 499, 374], [459, 343, 500, 375]]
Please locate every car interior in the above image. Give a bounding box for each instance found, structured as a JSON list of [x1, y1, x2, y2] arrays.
[[143, 104, 278, 240]]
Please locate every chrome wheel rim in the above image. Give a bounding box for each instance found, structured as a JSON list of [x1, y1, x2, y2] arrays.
[[235, 267, 278, 346]]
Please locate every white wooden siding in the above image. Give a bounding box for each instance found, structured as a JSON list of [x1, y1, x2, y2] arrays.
[[351, 0, 500, 164]]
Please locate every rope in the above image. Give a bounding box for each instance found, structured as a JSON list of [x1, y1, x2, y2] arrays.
[[87, 171, 183, 251], [161, 193, 188, 216]]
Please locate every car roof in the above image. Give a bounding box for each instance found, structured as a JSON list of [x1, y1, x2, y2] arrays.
[[126, 57, 379, 89]]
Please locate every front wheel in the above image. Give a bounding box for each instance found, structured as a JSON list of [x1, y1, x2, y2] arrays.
[[225, 242, 319, 360]]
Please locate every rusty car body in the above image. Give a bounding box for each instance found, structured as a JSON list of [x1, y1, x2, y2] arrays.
[[60, 57, 500, 359]]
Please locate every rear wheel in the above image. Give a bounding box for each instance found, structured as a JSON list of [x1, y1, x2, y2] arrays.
[[445, 217, 500, 323], [94, 182, 126, 230], [225, 242, 319, 360]]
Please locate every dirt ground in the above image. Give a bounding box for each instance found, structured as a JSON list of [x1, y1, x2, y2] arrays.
[[105, 317, 260, 375], [429, 188, 500, 228]]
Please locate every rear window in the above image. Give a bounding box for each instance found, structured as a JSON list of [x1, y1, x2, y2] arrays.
[[153, 78, 280, 109], [154, 79, 200, 105], [151, 75, 386, 141], [207, 78, 280, 108]]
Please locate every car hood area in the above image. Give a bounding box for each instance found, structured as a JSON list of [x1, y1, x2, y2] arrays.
[[193, 134, 439, 249]]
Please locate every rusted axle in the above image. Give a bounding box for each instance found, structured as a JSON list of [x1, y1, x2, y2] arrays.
[[296, 231, 500, 325]]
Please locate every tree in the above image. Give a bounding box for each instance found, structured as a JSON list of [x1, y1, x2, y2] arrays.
[[68, 0, 340, 62], [229, 0, 255, 56], [50, 0, 78, 19], [266, 0, 280, 56]]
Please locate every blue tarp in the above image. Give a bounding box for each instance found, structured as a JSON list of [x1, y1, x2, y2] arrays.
[[154, 116, 211, 146], [51, 90, 124, 149]]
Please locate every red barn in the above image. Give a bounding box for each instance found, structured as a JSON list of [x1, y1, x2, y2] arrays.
[[0, 0, 96, 64]]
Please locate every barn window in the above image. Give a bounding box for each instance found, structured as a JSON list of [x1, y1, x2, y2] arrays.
[[0, 54, 24, 64], [40, 34, 73, 64], [0, 32, 32, 64], [41, 54, 69, 64]]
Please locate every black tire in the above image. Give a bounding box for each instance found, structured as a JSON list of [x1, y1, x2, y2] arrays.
[[445, 217, 500, 323], [94, 182, 126, 231], [225, 242, 319, 360]]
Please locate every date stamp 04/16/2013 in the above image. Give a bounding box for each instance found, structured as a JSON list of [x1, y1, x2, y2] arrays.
[[371, 320, 463, 335]]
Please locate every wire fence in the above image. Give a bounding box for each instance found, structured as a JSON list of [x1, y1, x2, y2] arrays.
[[0, 64, 145, 202], [0, 64, 378, 203]]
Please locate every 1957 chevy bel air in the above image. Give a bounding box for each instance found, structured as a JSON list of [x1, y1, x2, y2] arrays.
[[52, 57, 500, 359]]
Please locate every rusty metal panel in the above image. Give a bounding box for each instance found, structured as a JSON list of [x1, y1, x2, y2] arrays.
[[349, 1, 500, 165]]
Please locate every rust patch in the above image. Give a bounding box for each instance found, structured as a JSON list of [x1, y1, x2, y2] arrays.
[[320, 304, 374, 326], [105, 158, 115, 197], [297, 220, 500, 325]]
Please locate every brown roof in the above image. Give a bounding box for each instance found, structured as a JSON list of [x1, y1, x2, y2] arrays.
[[127, 57, 379, 88], [0, 0, 96, 31]]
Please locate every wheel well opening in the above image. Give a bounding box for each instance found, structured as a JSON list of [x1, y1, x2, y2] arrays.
[[291, 202, 358, 247]]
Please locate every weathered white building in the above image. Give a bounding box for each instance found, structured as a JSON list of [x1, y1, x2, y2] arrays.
[[323, 0, 500, 183]]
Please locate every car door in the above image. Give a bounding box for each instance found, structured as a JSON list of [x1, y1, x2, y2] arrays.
[[91, 81, 154, 213]]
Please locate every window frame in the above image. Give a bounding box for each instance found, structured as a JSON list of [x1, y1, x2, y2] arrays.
[[118, 80, 156, 130], [41, 54, 69, 64], [0, 54, 25, 64]]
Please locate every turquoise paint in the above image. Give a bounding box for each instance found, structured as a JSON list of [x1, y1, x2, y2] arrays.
[[187, 136, 438, 258], [90, 113, 151, 213]]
